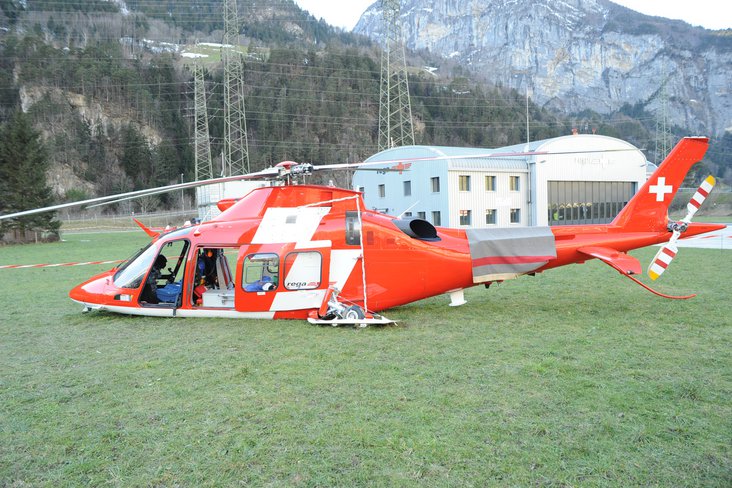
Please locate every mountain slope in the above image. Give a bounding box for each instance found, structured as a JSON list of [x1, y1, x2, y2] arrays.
[[355, 0, 732, 136]]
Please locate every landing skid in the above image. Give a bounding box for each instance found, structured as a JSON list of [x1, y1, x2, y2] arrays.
[[307, 316, 396, 327]]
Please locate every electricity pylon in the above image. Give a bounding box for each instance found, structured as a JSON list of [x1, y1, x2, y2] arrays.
[[193, 61, 215, 219], [193, 62, 213, 182], [378, 0, 415, 151], [222, 0, 249, 176]]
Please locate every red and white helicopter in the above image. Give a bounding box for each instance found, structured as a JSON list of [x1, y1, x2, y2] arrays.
[[0, 137, 724, 325]]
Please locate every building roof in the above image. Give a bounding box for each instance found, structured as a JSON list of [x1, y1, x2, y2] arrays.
[[362, 134, 642, 173], [364, 145, 528, 172]]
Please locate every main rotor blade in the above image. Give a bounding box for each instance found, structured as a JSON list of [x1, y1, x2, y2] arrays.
[[0, 168, 278, 221]]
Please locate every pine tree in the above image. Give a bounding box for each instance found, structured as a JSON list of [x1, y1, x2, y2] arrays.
[[0, 111, 60, 239]]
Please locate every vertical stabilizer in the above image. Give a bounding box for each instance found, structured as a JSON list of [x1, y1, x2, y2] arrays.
[[612, 137, 709, 232]]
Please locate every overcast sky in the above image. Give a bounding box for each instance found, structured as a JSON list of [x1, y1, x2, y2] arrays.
[[293, 0, 732, 31]]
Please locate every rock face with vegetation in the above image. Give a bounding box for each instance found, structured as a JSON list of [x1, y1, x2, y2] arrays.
[[355, 0, 732, 137]]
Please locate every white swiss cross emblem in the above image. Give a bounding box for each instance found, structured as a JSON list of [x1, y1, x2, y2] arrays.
[[649, 177, 673, 202]]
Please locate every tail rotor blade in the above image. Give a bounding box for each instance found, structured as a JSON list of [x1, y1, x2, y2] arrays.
[[648, 241, 678, 281], [684, 175, 715, 222], [649, 174, 716, 281]]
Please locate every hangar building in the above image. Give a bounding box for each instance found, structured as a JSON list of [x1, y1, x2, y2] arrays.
[[352, 134, 649, 228]]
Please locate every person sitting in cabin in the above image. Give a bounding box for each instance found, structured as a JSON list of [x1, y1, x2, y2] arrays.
[[140, 254, 167, 304], [197, 249, 218, 288]]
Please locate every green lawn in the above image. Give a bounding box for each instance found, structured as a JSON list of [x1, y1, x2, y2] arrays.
[[1, 231, 730, 486]]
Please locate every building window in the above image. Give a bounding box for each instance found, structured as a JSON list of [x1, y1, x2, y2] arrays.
[[432, 211, 441, 226], [459, 210, 471, 226], [459, 175, 471, 191], [431, 177, 440, 193], [378, 184, 385, 198], [485, 209, 497, 225], [510, 176, 520, 191], [403, 180, 411, 196], [510, 208, 521, 224], [548, 181, 636, 226], [485, 175, 496, 191], [417, 211, 426, 219]]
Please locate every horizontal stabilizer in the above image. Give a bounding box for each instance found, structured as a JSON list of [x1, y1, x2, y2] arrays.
[[578, 246, 641, 275]]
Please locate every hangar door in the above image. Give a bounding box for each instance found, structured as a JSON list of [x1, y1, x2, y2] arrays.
[[547, 181, 636, 226]]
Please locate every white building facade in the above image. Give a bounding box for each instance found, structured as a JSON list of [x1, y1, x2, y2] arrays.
[[352, 135, 648, 228]]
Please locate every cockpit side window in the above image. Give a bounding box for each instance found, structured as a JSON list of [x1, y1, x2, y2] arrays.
[[136, 239, 190, 306]]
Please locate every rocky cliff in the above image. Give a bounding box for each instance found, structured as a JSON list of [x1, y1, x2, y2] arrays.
[[355, 0, 732, 136]]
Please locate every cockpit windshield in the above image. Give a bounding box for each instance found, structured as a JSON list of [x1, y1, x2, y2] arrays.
[[113, 244, 158, 289]]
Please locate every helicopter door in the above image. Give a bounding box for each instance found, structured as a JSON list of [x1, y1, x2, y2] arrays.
[[235, 245, 330, 313], [235, 249, 282, 312]]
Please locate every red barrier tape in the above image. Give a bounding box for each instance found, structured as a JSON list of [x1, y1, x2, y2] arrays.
[[0, 260, 123, 269]]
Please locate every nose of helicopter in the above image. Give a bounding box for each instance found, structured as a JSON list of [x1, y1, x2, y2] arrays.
[[68, 273, 113, 306]]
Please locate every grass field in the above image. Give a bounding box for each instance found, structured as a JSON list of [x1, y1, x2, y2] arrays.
[[1, 231, 730, 486]]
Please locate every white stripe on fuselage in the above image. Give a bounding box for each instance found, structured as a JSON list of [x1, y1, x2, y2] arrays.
[[252, 207, 331, 245], [329, 250, 361, 291]]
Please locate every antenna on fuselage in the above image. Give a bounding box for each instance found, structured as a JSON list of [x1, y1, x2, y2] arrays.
[[397, 201, 420, 219]]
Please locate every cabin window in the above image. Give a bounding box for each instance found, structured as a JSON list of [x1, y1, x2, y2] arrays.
[[403, 180, 411, 196], [284, 252, 322, 290], [378, 184, 385, 198], [345, 211, 361, 245], [242, 253, 279, 292]]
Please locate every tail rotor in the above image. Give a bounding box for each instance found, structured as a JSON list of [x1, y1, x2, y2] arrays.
[[648, 175, 716, 280]]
